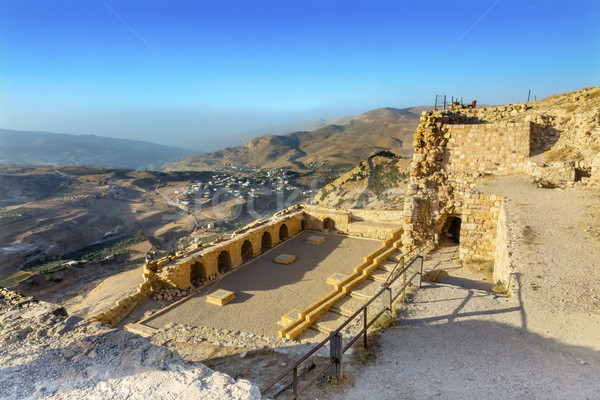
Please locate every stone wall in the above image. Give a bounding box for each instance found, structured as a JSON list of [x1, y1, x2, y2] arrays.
[[446, 122, 532, 174], [150, 211, 304, 290], [91, 281, 153, 326], [493, 200, 511, 284], [401, 108, 526, 285], [525, 160, 576, 188], [303, 207, 352, 231], [347, 209, 405, 222], [458, 192, 502, 262], [304, 207, 404, 240]]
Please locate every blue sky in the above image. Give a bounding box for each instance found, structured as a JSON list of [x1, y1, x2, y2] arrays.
[[1, 0, 599, 151]]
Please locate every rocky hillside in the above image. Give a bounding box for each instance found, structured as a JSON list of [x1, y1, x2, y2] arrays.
[[167, 108, 420, 172], [0, 288, 260, 399], [313, 151, 411, 210]]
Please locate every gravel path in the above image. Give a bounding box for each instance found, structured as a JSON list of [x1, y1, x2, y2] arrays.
[[333, 176, 600, 399], [476, 175, 600, 351]]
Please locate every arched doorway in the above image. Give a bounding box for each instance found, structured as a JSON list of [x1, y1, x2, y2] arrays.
[[190, 261, 206, 285], [323, 217, 336, 230], [217, 250, 231, 273], [279, 223, 289, 241], [261, 231, 272, 252], [301, 218, 307, 230], [443, 216, 462, 243], [241, 240, 253, 262]]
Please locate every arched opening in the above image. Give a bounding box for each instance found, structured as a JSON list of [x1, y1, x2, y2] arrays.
[[241, 240, 253, 262], [301, 218, 307, 231], [323, 217, 336, 230], [190, 261, 207, 285], [443, 216, 462, 243], [279, 223, 289, 241], [261, 231, 272, 252], [217, 250, 231, 273]]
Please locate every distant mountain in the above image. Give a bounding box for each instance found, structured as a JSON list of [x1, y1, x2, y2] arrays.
[[167, 107, 421, 172], [0, 129, 197, 170], [240, 115, 356, 139]]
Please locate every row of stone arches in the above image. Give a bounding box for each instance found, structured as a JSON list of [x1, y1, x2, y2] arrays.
[[189, 223, 290, 283]]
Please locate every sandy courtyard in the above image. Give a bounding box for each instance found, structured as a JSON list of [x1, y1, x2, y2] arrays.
[[143, 231, 382, 336]]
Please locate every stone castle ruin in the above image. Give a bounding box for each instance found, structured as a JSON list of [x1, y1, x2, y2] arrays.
[[92, 92, 600, 340], [402, 98, 599, 287]]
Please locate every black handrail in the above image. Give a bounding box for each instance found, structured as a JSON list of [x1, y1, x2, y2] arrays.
[[260, 239, 431, 398]]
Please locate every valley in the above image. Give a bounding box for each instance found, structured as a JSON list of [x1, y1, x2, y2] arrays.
[[0, 165, 324, 304]]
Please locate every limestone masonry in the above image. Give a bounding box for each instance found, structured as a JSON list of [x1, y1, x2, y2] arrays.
[[402, 90, 600, 288]]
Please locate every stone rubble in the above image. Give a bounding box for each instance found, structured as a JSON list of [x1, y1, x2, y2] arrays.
[[150, 322, 331, 358], [0, 288, 261, 400]]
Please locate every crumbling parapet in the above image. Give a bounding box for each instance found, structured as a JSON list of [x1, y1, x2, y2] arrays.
[[90, 281, 153, 326]]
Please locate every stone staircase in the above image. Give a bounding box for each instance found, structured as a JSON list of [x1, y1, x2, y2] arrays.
[[298, 248, 414, 341], [296, 244, 461, 343], [277, 231, 406, 341]]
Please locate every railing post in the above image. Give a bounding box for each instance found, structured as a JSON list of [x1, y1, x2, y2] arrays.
[[329, 333, 343, 380], [363, 307, 368, 348], [402, 270, 407, 300], [293, 366, 298, 398], [415, 248, 423, 288], [382, 287, 392, 311]]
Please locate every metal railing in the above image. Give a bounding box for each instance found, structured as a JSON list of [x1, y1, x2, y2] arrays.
[[261, 240, 432, 399]]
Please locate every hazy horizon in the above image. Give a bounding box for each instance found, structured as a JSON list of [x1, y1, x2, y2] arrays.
[[1, 0, 598, 152]]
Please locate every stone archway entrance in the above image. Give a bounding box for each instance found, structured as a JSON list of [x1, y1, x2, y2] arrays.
[[279, 224, 289, 241], [261, 231, 272, 252], [217, 251, 232, 273], [443, 216, 462, 243], [190, 261, 206, 285], [323, 217, 336, 230], [241, 240, 253, 262]]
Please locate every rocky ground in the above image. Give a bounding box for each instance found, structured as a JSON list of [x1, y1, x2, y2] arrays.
[[0, 288, 260, 400], [0, 285, 384, 400]]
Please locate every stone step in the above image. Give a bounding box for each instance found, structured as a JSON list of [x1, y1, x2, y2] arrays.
[[310, 311, 347, 335], [329, 307, 346, 316], [387, 251, 404, 262], [379, 260, 401, 272], [330, 295, 365, 317], [300, 327, 330, 344], [348, 290, 372, 302], [367, 269, 391, 283], [348, 280, 383, 301]]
